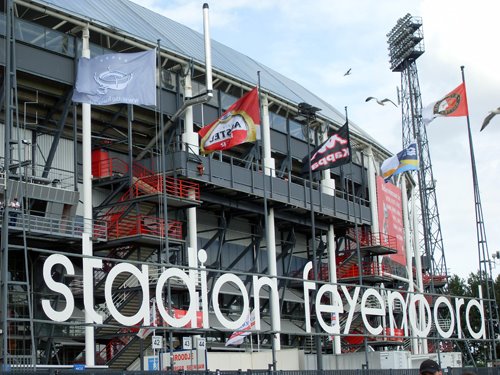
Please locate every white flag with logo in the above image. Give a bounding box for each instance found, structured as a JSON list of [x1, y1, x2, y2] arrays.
[[73, 49, 156, 106], [225, 309, 255, 346]]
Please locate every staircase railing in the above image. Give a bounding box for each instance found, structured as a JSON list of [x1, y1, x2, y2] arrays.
[[338, 261, 392, 279], [106, 214, 182, 240]]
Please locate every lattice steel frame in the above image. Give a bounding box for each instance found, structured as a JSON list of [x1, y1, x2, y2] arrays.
[[388, 14, 448, 285], [400, 62, 448, 280]]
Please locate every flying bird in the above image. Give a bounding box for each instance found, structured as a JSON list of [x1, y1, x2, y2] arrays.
[[365, 96, 398, 107], [480, 107, 500, 131], [343, 68, 352, 76]]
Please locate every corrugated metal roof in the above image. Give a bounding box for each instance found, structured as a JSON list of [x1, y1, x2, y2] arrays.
[[30, 0, 385, 150]]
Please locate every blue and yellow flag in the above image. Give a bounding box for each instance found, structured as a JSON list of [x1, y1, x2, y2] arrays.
[[381, 142, 418, 182]]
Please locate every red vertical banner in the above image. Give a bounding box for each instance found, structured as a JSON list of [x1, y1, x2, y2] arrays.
[[376, 176, 406, 266]]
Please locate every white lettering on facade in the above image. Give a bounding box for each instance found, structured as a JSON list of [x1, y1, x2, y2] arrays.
[[41, 253, 488, 341]]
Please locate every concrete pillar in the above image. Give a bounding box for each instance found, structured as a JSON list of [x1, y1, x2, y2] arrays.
[[365, 147, 379, 234], [181, 68, 200, 283], [401, 177, 418, 353], [262, 95, 280, 351], [181, 70, 199, 153], [81, 26, 95, 367], [261, 95, 275, 176]]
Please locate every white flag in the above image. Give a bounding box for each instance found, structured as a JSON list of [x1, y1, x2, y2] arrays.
[[225, 309, 255, 346], [73, 49, 156, 106]]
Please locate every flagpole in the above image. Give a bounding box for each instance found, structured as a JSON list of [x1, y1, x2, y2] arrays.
[[156, 38, 175, 371], [298, 102, 322, 370], [460, 66, 498, 364], [344, 107, 370, 369], [257, 72, 278, 370]]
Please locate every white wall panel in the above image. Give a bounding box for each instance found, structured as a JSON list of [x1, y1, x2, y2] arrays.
[[36, 134, 75, 173]]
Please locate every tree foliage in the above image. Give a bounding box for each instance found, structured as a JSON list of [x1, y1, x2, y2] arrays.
[[446, 271, 499, 366]]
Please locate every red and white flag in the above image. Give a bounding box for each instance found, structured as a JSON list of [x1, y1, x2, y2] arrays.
[[225, 309, 256, 346], [199, 87, 260, 154], [422, 82, 469, 124]]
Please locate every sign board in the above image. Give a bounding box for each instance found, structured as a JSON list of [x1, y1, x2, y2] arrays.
[[196, 337, 206, 350], [376, 176, 405, 266], [145, 350, 207, 371], [145, 356, 159, 371], [152, 335, 163, 349], [73, 364, 86, 371], [183, 336, 192, 350]]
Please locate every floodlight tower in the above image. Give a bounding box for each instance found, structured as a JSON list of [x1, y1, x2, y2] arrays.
[[387, 15, 448, 287]]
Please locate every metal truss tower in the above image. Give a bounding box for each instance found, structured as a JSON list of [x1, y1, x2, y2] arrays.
[[387, 14, 447, 285]]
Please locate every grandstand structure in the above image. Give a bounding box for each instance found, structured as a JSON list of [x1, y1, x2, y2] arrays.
[[0, 0, 477, 371]]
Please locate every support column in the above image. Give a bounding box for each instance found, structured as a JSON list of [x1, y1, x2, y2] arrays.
[[266, 207, 280, 351], [181, 69, 199, 282], [181, 70, 199, 153], [327, 225, 341, 354], [412, 186, 426, 353], [401, 177, 418, 353], [81, 26, 95, 367], [262, 95, 280, 351], [261, 95, 275, 176], [365, 147, 379, 234]]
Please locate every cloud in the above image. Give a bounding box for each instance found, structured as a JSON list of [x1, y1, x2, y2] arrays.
[[132, 0, 500, 278]]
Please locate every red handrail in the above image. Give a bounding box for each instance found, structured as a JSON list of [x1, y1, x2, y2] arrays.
[[346, 228, 398, 252], [338, 261, 391, 279], [92, 157, 130, 178], [107, 214, 183, 240]]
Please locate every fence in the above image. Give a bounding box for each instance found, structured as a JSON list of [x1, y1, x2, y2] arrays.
[[1, 368, 499, 375]]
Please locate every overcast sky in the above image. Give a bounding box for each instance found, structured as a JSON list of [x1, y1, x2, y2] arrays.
[[132, 0, 500, 279]]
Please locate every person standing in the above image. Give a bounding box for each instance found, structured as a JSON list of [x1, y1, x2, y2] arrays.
[[9, 197, 20, 225]]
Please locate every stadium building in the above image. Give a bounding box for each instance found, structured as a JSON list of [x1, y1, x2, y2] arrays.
[[0, 0, 476, 371]]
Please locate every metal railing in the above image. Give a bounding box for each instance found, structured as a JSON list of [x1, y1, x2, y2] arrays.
[[1, 369, 499, 375], [0, 210, 107, 241], [201, 150, 369, 206], [0, 156, 76, 190], [106, 214, 182, 241], [338, 262, 391, 279]]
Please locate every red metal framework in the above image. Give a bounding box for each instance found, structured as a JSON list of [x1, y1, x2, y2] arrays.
[[124, 174, 200, 201], [338, 262, 391, 280], [92, 156, 129, 178], [344, 328, 404, 350], [346, 228, 399, 252], [107, 214, 183, 240], [93, 157, 200, 202], [94, 157, 199, 244]]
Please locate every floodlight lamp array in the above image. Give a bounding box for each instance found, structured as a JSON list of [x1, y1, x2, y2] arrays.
[[298, 102, 321, 120], [387, 14, 425, 72]]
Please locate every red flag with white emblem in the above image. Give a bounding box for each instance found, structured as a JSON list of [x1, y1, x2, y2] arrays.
[[422, 83, 469, 124], [199, 87, 260, 154]]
